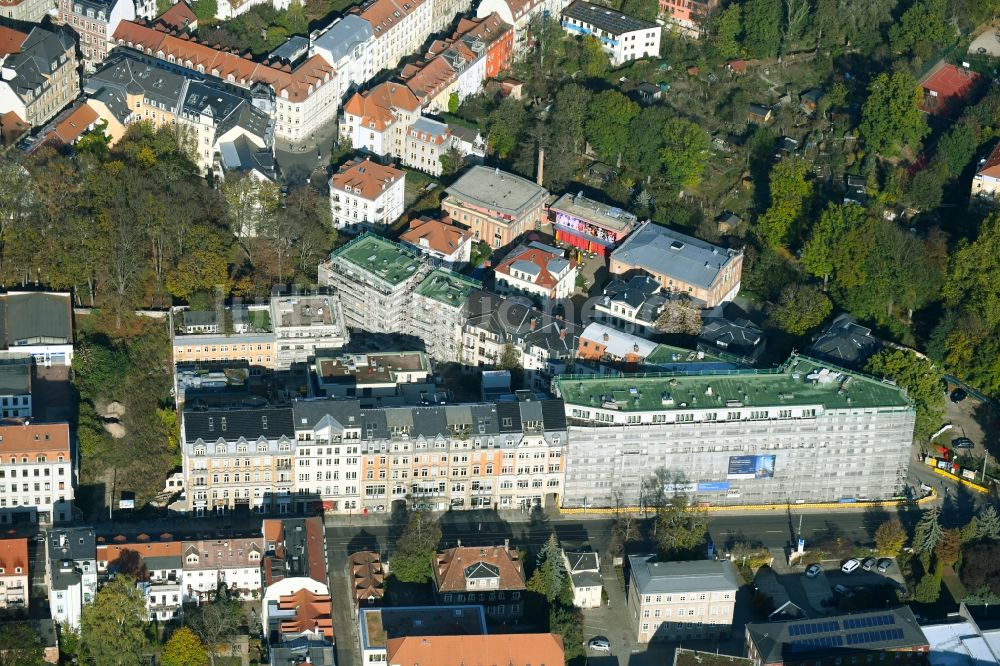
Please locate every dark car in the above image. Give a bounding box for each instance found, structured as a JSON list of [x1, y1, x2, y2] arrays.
[[877, 558, 893, 573], [951, 388, 968, 403], [862, 557, 877, 571], [952, 437, 975, 450]]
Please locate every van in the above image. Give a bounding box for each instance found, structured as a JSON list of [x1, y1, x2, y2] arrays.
[[841, 559, 861, 574]]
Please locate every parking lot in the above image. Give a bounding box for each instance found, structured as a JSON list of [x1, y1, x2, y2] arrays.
[[785, 559, 907, 617]]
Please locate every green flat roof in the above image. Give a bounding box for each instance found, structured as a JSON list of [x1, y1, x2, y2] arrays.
[[555, 355, 912, 412], [414, 268, 481, 307], [646, 344, 724, 364], [331, 233, 424, 286]]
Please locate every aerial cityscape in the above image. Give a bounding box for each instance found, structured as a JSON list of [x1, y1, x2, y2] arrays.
[[0, 0, 998, 662]]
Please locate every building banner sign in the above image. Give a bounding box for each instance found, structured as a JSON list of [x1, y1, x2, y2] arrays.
[[727, 455, 776, 479], [696, 481, 731, 492], [664, 482, 698, 494]]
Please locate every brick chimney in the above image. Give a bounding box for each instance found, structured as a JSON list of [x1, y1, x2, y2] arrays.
[[536, 146, 544, 186]]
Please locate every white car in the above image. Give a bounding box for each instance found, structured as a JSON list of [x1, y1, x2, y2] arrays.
[[588, 637, 611, 653], [805, 563, 822, 578], [841, 558, 861, 574]]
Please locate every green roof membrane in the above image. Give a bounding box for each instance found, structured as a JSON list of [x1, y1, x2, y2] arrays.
[[555, 354, 912, 412], [414, 269, 482, 306], [331, 233, 424, 286]]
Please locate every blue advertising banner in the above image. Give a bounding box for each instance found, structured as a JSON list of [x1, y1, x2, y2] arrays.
[[727, 455, 776, 479], [696, 481, 731, 492]]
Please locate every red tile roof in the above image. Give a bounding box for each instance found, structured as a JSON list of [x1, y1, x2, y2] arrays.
[[277, 588, 334, 640], [495, 245, 574, 290], [386, 633, 564, 666], [156, 1, 197, 31], [349, 551, 384, 603], [49, 104, 99, 145], [352, 0, 430, 39], [400, 216, 472, 256], [0, 25, 26, 57], [0, 111, 29, 146], [343, 82, 421, 131], [433, 545, 525, 593], [0, 538, 28, 575], [0, 423, 70, 458], [331, 157, 403, 200], [978, 141, 1000, 179]]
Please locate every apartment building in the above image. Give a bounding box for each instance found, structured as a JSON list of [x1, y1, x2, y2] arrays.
[[0, 26, 79, 129], [271, 295, 349, 369], [495, 241, 578, 303], [291, 397, 567, 513], [0, 422, 74, 525], [56, 0, 135, 70], [330, 157, 406, 233], [387, 634, 565, 666], [262, 516, 328, 587], [0, 0, 55, 22], [182, 537, 263, 600], [627, 556, 739, 643], [171, 304, 276, 368], [360, 605, 486, 664], [433, 543, 526, 621], [609, 222, 743, 308], [594, 274, 669, 337], [442, 166, 548, 249], [353, 0, 433, 75], [97, 540, 184, 620], [0, 359, 31, 419], [0, 292, 74, 367], [659, 0, 717, 36], [265, 587, 335, 666], [476, 0, 567, 56], [341, 82, 422, 158], [313, 351, 434, 405], [181, 408, 297, 515], [311, 15, 375, 102], [112, 20, 338, 143], [549, 191, 638, 257], [401, 116, 451, 176], [400, 216, 474, 269], [553, 354, 916, 508], [561, 0, 661, 66], [318, 233, 431, 333], [409, 269, 481, 363], [0, 538, 27, 609], [47, 527, 97, 630]]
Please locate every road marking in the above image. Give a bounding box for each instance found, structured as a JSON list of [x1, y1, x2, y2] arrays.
[[766, 530, 783, 533]]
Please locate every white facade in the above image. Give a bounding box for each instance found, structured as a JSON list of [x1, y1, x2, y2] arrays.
[[216, 0, 289, 20], [364, 0, 434, 74], [310, 15, 375, 101], [560, 4, 661, 66], [329, 165, 406, 233], [476, 0, 564, 56], [270, 295, 350, 368]]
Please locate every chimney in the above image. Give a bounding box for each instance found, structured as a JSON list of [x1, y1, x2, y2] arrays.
[[529, 318, 537, 331], [536, 146, 544, 186], [504, 538, 509, 552], [457, 539, 462, 547], [559, 327, 566, 341]]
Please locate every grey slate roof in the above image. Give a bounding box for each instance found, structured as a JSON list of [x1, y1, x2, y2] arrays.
[[2, 27, 74, 104], [87, 52, 188, 114], [0, 292, 72, 348], [611, 222, 739, 289], [269, 35, 309, 62], [270, 638, 336, 666], [183, 408, 295, 442], [745, 607, 927, 666], [628, 555, 739, 595], [219, 135, 275, 180], [445, 166, 548, 217], [699, 308, 764, 361], [465, 291, 580, 361], [806, 314, 880, 370], [48, 527, 96, 563], [601, 275, 667, 323], [410, 116, 448, 138], [312, 14, 373, 63], [561, 0, 657, 35], [183, 310, 217, 327], [0, 359, 30, 394]]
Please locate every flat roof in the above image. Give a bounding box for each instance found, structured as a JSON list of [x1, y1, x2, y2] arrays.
[[359, 606, 487, 650], [273, 296, 338, 327], [554, 354, 912, 412], [550, 192, 637, 233], [611, 222, 738, 289], [414, 269, 481, 307], [562, 0, 657, 35], [445, 166, 547, 217], [316, 351, 429, 384], [331, 234, 425, 286]]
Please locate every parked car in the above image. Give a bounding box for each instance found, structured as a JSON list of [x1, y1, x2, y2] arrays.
[[834, 584, 855, 597], [952, 437, 974, 450], [805, 563, 822, 578], [589, 637, 611, 653], [841, 559, 861, 574], [877, 558, 893, 573], [862, 557, 877, 571], [950, 388, 968, 403]]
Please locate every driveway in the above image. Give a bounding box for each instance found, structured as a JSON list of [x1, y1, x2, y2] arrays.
[[969, 30, 1000, 57]]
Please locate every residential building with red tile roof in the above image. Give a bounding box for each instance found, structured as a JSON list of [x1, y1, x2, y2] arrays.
[[0, 422, 74, 525], [400, 216, 474, 268], [330, 157, 405, 233], [495, 241, 578, 303], [0, 111, 28, 145], [476, 0, 565, 56], [261, 517, 328, 587], [386, 633, 565, 666], [919, 61, 983, 117], [55, 0, 136, 70], [0, 537, 28, 608], [96, 538, 185, 620], [341, 82, 422, 157], [352, 0, 434, 75], [274, 588, 334, 639], [42, 104, 100, 148], [182, 537, 263, 600], [155, 1, 197, 31], [972, 140, 1000, 204], [433, 542, 526, 621], [111, 20, 338, 142], [350, 551, 384, 606]]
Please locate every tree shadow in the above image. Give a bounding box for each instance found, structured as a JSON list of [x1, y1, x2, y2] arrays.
[[862, 505, 891, 540], [346, 529, 381, 557]]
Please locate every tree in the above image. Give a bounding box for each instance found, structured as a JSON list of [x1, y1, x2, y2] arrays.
[[936, 121, 979, 179], [865, 350, 945, 442], [621, 0, 658, 21], [81, 575, 148, 666], [772, 284, 832, 335], [191, 0, 217, 22], [889, 0, 950, 57], [448, 92, 460, 114], [935, 529, 962, 568], [660, 118, 709, 190], [165, 223, 231, 301], [757, 158, 813, 249], [782, 0, 811, 47], [585, 90, 639, 164], [655, 296, 702, 334], [499, 343, 521, 370], [976, 505, 1000, 541], [439, 149, 465, 177], [188, 599, 242, 666], [527, 534, 573, 605], [711, 4, 742, 58], [912, 506, 944, 555], [549, 606, 585, 662], [741, 0, 783, 58], [578, 36, 610, 77], [971, 0, 1000, 23], [960, 542, 1000, 595], [945, 214, 1000, 330], [811, 0, 843, 48], [390, 511, 442, 583], [860, 72, 928, 156], [0, 623, 44, 666], [801, 204, 866, 285], [161, 627, 209, 666], [875, 518, 908, 556], [913, 572, 941, 603], [654, 494, 709, 558], [487, 98, 527, 159]]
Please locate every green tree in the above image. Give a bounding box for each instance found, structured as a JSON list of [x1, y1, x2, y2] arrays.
[[865, 350, 945, 442], [936, 121, 979, 178], [0, 622, 45, 666], [913, 505, 944, 555], [889, 0, 950, 57], [487, 97, 527, 159], [549, 606, 585, 662], [741, 0, 783, 58], [165, 223, 230, 301], [860, 72, 929, 156], [971, 0, 1000, 23], [772, 283, 832, 335], [711, 4, 742, 58], [187, 599, 242, 666], [527, 534, 573, 605], [161, 627, 208, 666], [621, 0, 658, 21], [913, 572, 942, 603], [448, 92, 460, 114], [191, 0, 217, 22], [757, 158, 813, 249], [945, 214, 1000, 330], [585, 90, 639, 163], [801, 203, 866, 285], [654, 495, 709, 558], [578, 36, 610, 77], [390, 512, 442, 583], [875, 518, 908, 556], [81, 575, 148, 666], [976, 505, 1000, 541], [810, 0, 843, 47], [660, 118, 709, 190]]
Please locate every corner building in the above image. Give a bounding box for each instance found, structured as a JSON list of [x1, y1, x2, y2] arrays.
[[554, 355, 915, 508]]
